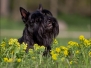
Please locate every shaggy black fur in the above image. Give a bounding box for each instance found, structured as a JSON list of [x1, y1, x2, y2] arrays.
[[18, 5, 59, 55]]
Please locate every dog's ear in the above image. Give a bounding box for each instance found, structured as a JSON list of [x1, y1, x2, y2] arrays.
[[42, 9, 53, 16], [20, 7, 28, 18], [38, 4, 43, 11], [52, 18, 59, 37]]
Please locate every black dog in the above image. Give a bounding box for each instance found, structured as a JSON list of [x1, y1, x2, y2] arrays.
[[18, 5, 59, 55]]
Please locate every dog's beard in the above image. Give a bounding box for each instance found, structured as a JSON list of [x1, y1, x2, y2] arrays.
[[33, 15, 59, 45]]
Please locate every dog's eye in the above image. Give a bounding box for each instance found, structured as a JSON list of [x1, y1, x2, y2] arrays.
[[48, 19, 51, 22], [30, 19, 34, 23]]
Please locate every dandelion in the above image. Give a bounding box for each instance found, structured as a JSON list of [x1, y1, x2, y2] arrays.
[[52, 54, 58, 60], [79, 35, 85, 41], [17, 58, 21, 62]]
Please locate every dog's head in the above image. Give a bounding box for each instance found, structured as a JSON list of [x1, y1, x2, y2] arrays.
[[38, 5, 59, 37], [20, 5, 44, 32], [20, 5, 59, 37]]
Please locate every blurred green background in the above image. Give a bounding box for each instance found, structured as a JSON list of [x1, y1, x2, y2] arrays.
[[0, 0, 91, 45]]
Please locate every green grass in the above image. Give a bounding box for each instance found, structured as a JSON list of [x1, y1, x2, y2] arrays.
[[1, 13, 91, 31], [0, 37, 91, 68], [0, 36, 78, 46], [58, 13, 91, 31], [0, 18, 24, 30]]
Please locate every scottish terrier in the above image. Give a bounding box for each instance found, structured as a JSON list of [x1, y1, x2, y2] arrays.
[[18, 5, 59, 55]]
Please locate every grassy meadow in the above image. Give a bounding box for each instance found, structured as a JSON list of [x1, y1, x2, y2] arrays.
[[0, 14, 91, 68]]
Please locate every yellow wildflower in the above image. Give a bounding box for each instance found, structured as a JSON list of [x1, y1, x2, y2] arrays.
[[32, 57, 36, 60], [68, 41, 73, 45], [8, 38, 14, 45], [40, 46, 45, 50], [34, 44, 40, 51], [1, 41, 6, 47], [60, 46, 68, 50], [75, 50, 79, 54], [53, 39, 58, 44], [79, 35, 85, 41], [61, 57, 65, 62], [16, 42, 20, 47], [64, 50, 68, 57], [17, 58, 21, 62], [89, 52, 91, 57], [22, 42, 27, 50], [7, 58, 13, 62], [52, 54, 58, 60], [4, 58, 8, 62], [50, 50, 55, 55], [68, 41, 79, 46], [84, 39, 90, 46], [29, 49, 34, 54], [70, 61, 73, 64], [55, 47, 61, 53]]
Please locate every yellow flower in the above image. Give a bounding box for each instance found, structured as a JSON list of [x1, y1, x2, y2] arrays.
[[4, 58, 8, 62], [64, 50, 68, 57], [1, 41, 6, 47], [60, 46, 68, 50], [16, 42, 20, 47], [7, 58, 13, 62], [68, 41, 79, 46], [34, 44, 40, 51], [79, 35, 85, 41], [50, 50, 55, 55], [89, 52, 91, 57], [68, 41, 73, 45], [70, 61, 73, 64], [22, 42, 27, 50], [29, 49, 34, 54], [75, 50, 79, 54], [55, 47, 61, 53], [84, 39, 90, 46], [40, 46, 45, 50], [52, 54, 58, 60], [8, 38, 14, 45], [17, 58, 21, 62], [61, 57, 65, 61], [32, 57, 36, 60], [53, 39, 58, 44]]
